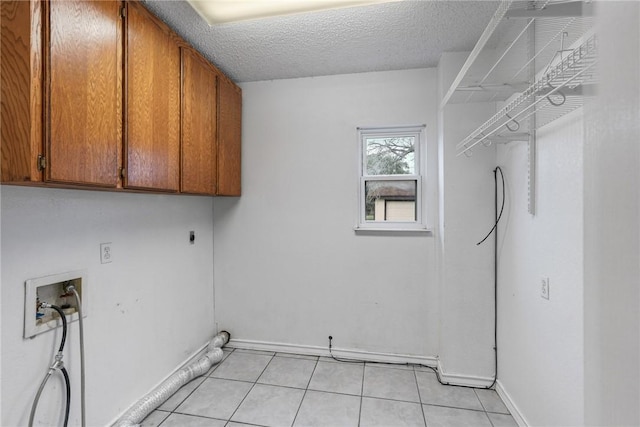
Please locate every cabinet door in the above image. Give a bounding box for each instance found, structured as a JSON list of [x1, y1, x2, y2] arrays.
[[217, 77, 242, 196], [1, 0, 43, 183], [125, 2, 180, 192], [47, 0, 122, 186], [181, 48, 217, 195]]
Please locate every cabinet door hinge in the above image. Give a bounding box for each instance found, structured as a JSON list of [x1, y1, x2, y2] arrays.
[[37, 155, 46, 171], [120, 6, 126, 19]]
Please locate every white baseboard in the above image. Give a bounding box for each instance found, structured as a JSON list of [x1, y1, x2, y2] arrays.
[[436, 359, 497, 388], [229, 339, 499, 389], [228, 338, 437, 367], [496, 380, 529, 427], [108, 341, 209, 426]]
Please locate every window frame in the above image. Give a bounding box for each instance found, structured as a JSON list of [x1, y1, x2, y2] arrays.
[[356, 125, 428, 232]]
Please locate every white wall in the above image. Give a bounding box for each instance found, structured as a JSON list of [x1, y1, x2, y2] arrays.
[[583, 2, 640, 425], [0, 188, 3, 425], [437, 52, 497, 383], [1, 186, 215, 426], [213, 69, 440, 358], [494, 3, 640, 425], [497, 109, 585, 426], [438, 101, 497, 383]]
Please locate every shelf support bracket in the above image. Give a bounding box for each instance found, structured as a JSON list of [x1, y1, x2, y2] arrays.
[[528, 130, 536, 215], [527, 19, 536, 215]]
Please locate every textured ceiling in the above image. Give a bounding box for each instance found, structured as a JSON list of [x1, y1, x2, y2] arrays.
[[142, 0, 499, 83]]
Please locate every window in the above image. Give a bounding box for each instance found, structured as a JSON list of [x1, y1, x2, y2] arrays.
[[357, 125, 426, 231]]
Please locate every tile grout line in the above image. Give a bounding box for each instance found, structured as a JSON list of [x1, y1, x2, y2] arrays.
[[474, 388, 489, 412], [289, 357, 320, 427], [474, 389, 513, 416], [474, 388, 498, 427], [421, 402, 498, 413], [356, 394, 422, 406], [154, 410, 171, 427], [225, 353, 276, 424], [225, 419, 267, 427], [412, 367, 429, 427], [305, 387, 366, 398], [357, 362, 365, 427], [470, 385, 490, 418], [164, 411, 228, 424], [487, 411, 498, 427], [275, 353, 320, 362]]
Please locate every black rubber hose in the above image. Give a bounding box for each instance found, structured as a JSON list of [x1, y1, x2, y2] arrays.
[[476, 166, 505, 246], [475, 166, 504, 390], [488, 166, 503, 389], [60, 367, 71, 427], [48, 305, 67, 352]]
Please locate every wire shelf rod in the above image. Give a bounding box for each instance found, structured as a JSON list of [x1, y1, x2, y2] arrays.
[[440, 0, 513, 108], [458, 91, 584, 155], [478, 17, 577, 102], [456, 33, 596, 150], [485, 17, 581, 104], [464, 17, 535, 103], [507, 17, 577, 86], [459, 59, 594, 153], [477, 18, 535, 87], [459, 99, 565, 155], [457, 56, 595, 155]]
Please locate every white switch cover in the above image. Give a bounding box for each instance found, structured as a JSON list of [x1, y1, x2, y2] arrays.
[[541, 277, 550, 300], [100, 242, 113, 264]]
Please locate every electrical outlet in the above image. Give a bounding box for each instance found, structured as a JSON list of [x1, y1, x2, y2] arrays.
[[100, 242, 113, 264], [541, 277, 550, 300]]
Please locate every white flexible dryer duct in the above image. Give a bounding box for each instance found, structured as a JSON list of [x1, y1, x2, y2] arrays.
[[115, 331, 230, 427]]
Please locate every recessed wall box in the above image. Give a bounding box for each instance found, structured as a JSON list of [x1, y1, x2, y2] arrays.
[[24, 270, 88, 339]]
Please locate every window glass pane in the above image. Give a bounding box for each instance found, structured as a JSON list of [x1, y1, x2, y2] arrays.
[[364, 180, 416, 222], [365, 136, 415, 175]]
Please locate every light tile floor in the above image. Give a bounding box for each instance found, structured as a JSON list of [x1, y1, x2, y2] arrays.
[[141, 348, 517, 427]]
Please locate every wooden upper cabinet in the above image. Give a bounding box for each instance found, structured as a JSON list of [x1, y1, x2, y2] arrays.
[[2, 0, 121, 186], [46, 0, 122, 187], [2, 0, 241, 196], [125, 1, 180, 192], [181, 48, 217, 195], [217, 76, 242, 196], [1, 0, 43, 183]]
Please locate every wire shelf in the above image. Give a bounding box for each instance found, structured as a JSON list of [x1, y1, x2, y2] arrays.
[[456, 34, 596, 156]]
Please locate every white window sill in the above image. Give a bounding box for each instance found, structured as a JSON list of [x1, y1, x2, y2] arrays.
[[354, 226, 433, 236]]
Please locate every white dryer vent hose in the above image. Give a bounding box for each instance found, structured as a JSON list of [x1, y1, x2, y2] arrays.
[[114, 331, 230, 427]]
